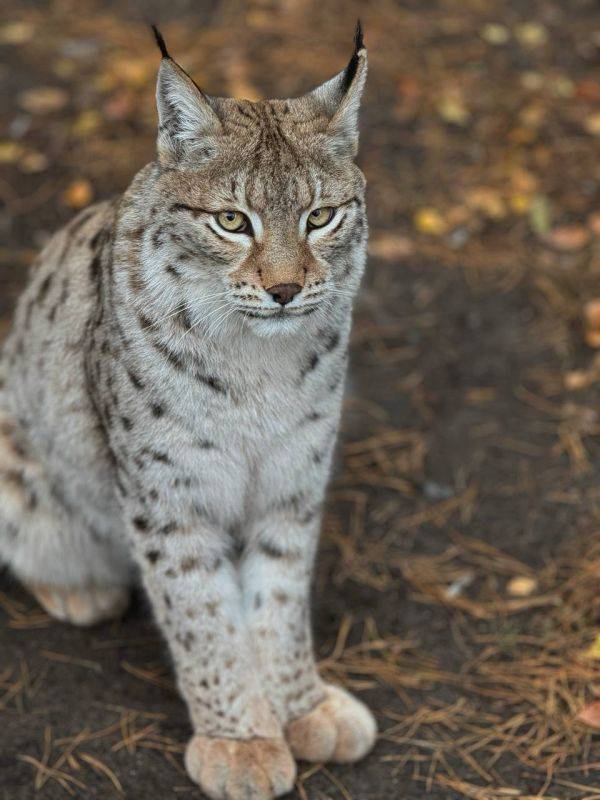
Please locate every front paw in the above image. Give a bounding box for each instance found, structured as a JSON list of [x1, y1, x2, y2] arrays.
[[285, 684, 376, 763], [185, 735, 296, 800]]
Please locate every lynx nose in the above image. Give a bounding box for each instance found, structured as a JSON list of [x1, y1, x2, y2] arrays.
[[267, 283, 302, 306]]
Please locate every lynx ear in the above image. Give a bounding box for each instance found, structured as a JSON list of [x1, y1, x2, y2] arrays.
[[152, 26, 222, 167], [309, 21, 367, 157]]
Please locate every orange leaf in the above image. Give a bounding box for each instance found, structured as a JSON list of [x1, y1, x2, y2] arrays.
[[577, 701, 600, 728]]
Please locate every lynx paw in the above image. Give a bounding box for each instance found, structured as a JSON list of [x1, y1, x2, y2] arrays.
[[27, 583, 129, 626], [185, 735, 296, 800], [286, 685, 376, 763]]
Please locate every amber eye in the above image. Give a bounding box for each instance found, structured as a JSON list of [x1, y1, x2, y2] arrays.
[[216, 210, 248, 233], [307, 207, 334, 230]]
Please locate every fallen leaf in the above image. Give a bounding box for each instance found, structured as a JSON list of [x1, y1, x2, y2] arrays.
[[551, 75, 574, 97], [520, 71, 544, 91], [584, 113, 600, 137], [576, 79, 600, 102], [588, 212, 600, 236], [111, 57, 154, 88], [18, 87, 68, 114], [0, 141, 24, 163], [529, 194, 551, 236], [577, 701, 600, 729], [509, 193, 532, 214], [583, 633, 600, 660], [414, 208, 448, 236], [565, 370, 593, 390], [506, 576, 538, 597], [62, 178, 93, 209], [465, 187, 506, 220], [584, 300, 600, 331], [72, 110, 101, 137], [19, 151, 49, 173], [0, 21, 35, 44], [515, 22, 548, 47], [104, 92, 135, 120], [480, 23, 509, 45], [544, 226, 590, 251], [368, 234, 414, 261], [437, 90, 470, 126], [585, 330, 600, 349]]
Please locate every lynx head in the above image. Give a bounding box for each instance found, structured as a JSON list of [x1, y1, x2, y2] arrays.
[[144, 24, 367, 338]]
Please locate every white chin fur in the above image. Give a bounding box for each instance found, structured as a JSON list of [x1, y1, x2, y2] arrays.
[[245, 314, 308, 337]]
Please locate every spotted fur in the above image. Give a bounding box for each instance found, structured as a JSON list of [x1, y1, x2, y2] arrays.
[[0, 25, 375, 800]]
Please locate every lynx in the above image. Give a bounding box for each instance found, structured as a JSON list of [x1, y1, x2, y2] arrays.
[[0, 23, 375, 799]]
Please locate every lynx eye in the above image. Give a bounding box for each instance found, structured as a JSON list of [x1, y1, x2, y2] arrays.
[[216, 210, 248, 233], [307, 207, 334, 230]]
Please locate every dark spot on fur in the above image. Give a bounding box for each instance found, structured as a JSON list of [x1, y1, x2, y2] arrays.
[[146, 549, 162, 564], [195, 372, 227, 395], [150, 402, 165, 417], [153, 339, 184, 370], [37, 274, 53, 303], [301, 352, 320, 379], [132, 515, 149, 532], [180, 556, 199, 572], [127, 369, 144, 390], [158, 522, 177, 535], [145, 449, 172, 465]]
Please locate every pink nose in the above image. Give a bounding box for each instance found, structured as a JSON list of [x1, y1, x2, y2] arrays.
[[267, 283, 302, 306]]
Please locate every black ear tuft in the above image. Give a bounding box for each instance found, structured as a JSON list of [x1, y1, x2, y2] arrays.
[[342, 20, 365, 94], [151, 24, 171, 59], [354, 19, 364, 53]]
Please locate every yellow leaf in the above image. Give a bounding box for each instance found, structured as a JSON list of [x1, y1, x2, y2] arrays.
[[584, 113, 600, 137], [0, 141, 24, 163], [583, 633, 600, 660], [480, 24, 509, 45], [72, 110, 101, 137], [437, 90, 470, 126], [414, 208, 448, 236], [509, 193, 532, 215], [515, 22, 548, 47], [465, 187, 507, 220], [506, 576, 538, 597]]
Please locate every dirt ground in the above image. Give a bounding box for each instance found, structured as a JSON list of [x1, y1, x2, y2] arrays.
[[1, 1, 600, 798]]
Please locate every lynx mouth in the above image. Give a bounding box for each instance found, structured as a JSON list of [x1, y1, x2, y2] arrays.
[[239, 307, 318, 320]]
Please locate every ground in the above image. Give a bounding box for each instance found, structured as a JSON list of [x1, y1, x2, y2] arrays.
[[1, 1, 600, 798]]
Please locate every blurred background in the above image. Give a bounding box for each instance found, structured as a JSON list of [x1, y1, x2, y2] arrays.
[[1, 1, 600, 798]]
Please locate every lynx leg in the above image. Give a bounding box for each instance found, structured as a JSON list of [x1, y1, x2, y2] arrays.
[[241, 517, 377, 765], [0, 409, 132, 624]]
